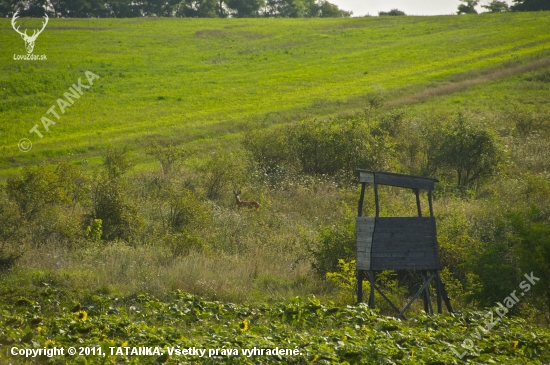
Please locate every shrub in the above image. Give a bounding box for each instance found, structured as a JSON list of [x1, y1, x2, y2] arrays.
[[162, 232, 208, 258], [0, 194, 24, 271], [90, 147, 142, 241], [103, 146, 133, 179], [424, 114, 502, 189], [246, 113, 396, 178], [378, 109, 405, 138], [378, 9, 406, 16], [326, 259, 361, 305], [309, 206, 355, 276], [506, 105, 548, 137], [6, 164, 67, 221], [168, 188, 210, 233], [200, 151, 247, 200], [244, 128, 291, 173], [91, 177, 142, 241], [4, 162, 89, 248], [506, 206, 550, 319], [85, 219, 103, 241], [146, 142, 188, 177]]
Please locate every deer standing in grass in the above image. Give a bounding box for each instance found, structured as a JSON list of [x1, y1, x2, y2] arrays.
[[233, 189, 260, 211]]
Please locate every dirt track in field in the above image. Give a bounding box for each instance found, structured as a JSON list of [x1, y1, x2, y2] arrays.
[[388, 58, 550, 107]]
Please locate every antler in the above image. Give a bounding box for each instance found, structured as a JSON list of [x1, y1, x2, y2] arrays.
[[11, 12, 49, 40], [32, 13, 49, 39], [11, 11, 27, 38]]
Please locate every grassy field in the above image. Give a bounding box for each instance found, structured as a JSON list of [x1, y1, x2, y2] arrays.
[[1, 12, 550, 174], [2, 12, 550, 365]]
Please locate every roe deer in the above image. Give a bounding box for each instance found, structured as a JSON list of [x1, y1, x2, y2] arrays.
[[233, 189, 260, 210]]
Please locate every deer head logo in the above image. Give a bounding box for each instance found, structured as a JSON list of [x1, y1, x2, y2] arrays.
[[11, 11, 49, 54]]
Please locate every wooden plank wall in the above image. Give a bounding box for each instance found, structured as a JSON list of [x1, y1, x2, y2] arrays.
[[356, 217, 439, 271], [356, 217, 374, 270], [374, 174, 435, 191]]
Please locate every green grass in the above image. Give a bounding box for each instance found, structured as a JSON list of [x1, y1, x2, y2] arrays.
[[1, 13, 550, 175]]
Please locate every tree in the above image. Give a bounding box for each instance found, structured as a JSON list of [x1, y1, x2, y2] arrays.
[[510, 0, 550, 11], [433, 115, 501, 188], [379, 8, 405, 16], [317, 0, 350, 17], [3, 0, 52, 16], [140, 0, 181, 16], [49, 0, 110, 17], [457, 0, 479, 14], [225, 0, 264, 17], [146, 142, 188, 176], [0, 0, 13, 16], [105, 0, 143, 17], [103, 146, 133, 179], [174, 0, 219, 17], [265, 0, 305, 17], [481, 0, 509, 12]]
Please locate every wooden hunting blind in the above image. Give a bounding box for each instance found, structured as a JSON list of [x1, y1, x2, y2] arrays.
[[355, 169, 453, 319]]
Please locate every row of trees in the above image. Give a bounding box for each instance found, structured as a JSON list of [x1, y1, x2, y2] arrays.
[[458, 0, 550, 14], [0, 0, 351, 18]]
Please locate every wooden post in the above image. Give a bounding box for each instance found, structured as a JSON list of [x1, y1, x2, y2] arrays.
[[415, 189, 422, 217], [428, 190, 434, 217], [421, 271, 429, 313], [357, 270, 363, 303], [440, 276, 454, 313], [435, 270, 443, 314], [368, 270, 376, 308], [374, 184, 380, 217], [398, 273, 435, 319], [426, 272, 434, 315], [358, 183, 366, 217], [374, 285, 406, 319]]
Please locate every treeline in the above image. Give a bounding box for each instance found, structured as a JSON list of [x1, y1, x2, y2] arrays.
[[458, 0, 550, 14], [0, 0, 351, 18]]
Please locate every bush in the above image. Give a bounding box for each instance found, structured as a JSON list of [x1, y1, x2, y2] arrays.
[[6, 164, 67, 221], [162, 232, 208, 258], [290, 116, 395, 176], [146, 142, 188, 177], [0, 194, 24, 271], [506, 105, 548, 137], [422, 114, 502, 189], [245, 128, 290, 174], [378, 9, 406, 16], [103, 146, 133, 179], [200, 151, 247, 200], [309, 207, 355, 276], [5, 162, 89, 248], [168, 188, 210, 233], [378, 109, 405, 138], [246, 113, 396, 179], [91, 177, 142, 241], [506, 206, 550, 319], [326, 259, 361, 305], [85, 219, 103, 241]]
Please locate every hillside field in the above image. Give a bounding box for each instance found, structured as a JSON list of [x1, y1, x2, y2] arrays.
[[1, 12, 550, 365], [1, 13, 550, 172]]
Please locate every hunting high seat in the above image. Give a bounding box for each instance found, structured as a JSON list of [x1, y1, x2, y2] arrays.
[[355, 169, 453, 319]]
